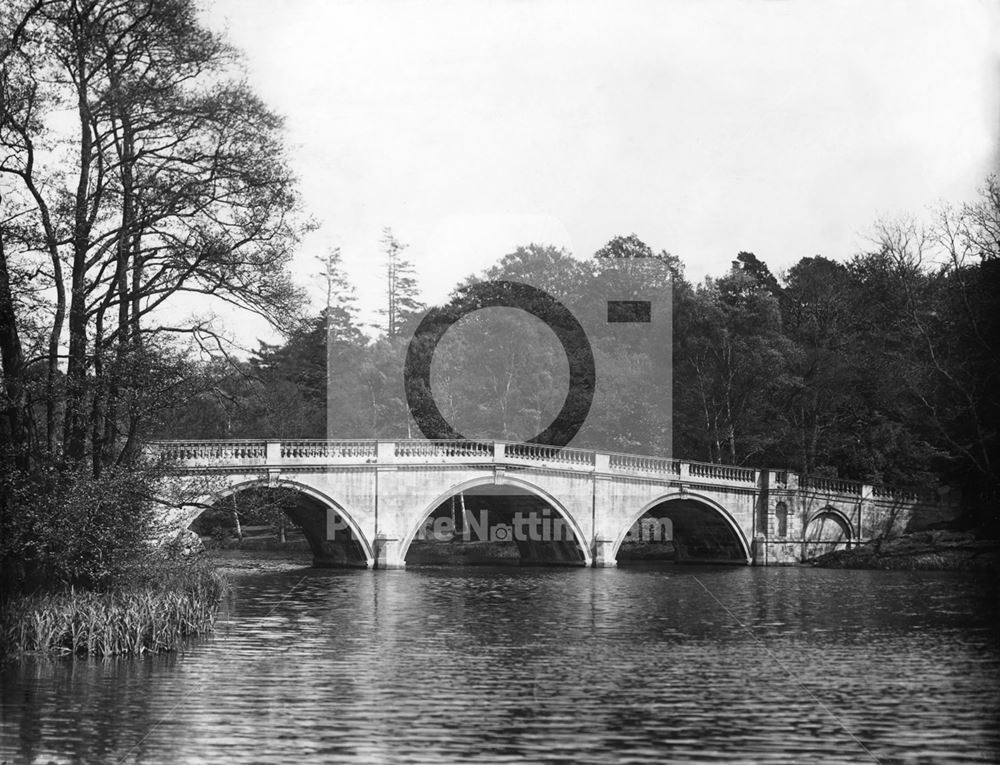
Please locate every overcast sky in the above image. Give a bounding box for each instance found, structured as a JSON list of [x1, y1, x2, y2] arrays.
[[200, 0, 998, 341]]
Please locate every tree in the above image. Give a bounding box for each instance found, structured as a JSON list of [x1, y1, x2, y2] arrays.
[[320, 248, 363, 349], [0, 0, 307, 471], [724, 251, 781, 302], [860, 186, 1000, 524], [594, 233, 655, 260], [675, 262, 792, 465], [776, 256, 862, 475], [380, 228, 422, 337]]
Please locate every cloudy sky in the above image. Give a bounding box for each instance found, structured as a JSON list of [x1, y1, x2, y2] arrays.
[[201, 0, 998, 340]]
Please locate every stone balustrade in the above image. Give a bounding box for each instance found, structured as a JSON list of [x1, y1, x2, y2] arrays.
[[146, 438, 933, 501]]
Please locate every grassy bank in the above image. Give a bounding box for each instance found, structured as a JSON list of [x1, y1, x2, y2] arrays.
[[0, 561, 228, 658], [811, 530, 1000, 573]]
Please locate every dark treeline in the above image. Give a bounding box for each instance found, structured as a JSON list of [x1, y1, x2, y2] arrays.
[[157, 183, 999, 529]]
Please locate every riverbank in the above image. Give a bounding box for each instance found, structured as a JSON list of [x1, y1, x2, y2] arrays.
[[811, 530, 1000, 572], [0, 561, 228, 658], [204, 547, 313, 573]]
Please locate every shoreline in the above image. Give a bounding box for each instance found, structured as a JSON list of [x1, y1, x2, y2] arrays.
[[809, 530, 1000, 573], [200, 534, 1000, 573]]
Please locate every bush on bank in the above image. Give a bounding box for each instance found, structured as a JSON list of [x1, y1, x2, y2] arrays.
[[0, 460, 162, 592], [0, 456, 229, 658], [0, 560, 228, 657]]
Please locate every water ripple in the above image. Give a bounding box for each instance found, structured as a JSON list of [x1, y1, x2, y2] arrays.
[[2, 566, 998, 763]]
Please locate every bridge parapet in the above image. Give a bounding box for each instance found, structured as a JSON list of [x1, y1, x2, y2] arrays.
[[149, 439, 761, 488], [281, 440, 376, 462], [503, 442, 595, 470], [687, 462, 757, 485], [798, 474, 937, 505], [148, 440, 939, 503], [393, 439, 492, 460], [607, 452, 680, 476], [158, 439, 267, 466], [799, 475, 863, 496], [870, 483, 935, 504]]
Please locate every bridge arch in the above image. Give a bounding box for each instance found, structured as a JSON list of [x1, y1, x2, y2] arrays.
[[805, 507, 855, 540], [802, 507, 854, 560], [611, 491, 752, 565], [196, 478, 374, 568], [399, 475, 593, 566]]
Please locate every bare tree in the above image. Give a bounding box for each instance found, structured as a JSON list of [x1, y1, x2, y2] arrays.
[[0, 0, 308, 471]]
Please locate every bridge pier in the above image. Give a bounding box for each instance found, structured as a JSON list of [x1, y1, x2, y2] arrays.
[[592, 539, 617, 568], [375, 536, 406, 569]]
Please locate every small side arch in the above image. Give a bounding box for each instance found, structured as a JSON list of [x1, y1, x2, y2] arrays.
[[399, 475, 593, 566], [611, 490, 753, 565], [804, 507, 855, 549], [195, 478, 374, 568]]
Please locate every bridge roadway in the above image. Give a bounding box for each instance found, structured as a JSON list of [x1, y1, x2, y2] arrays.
[[152, 439, 946, 568]]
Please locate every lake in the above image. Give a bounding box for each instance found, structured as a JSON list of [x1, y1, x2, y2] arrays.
[[2, 562, 999, 763]]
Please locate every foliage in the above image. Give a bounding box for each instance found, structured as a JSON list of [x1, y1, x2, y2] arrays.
[[0, 0, 307, 470], [191, 487, 305, 547], [0, 458, 169, 593], [0, 0, 309, 622], [0, 560, 227, 657]]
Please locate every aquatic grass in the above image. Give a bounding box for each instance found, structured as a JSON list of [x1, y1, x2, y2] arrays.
[[0, 562, 228, 657]]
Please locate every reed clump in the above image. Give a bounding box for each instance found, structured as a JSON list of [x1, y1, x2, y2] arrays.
[[0, 561, 228, 657]]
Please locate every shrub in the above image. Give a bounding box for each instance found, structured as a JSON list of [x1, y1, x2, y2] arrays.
[[0, 560, 228, 657], [0, 461, 162, 593]]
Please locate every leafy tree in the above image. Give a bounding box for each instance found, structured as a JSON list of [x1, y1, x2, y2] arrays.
[[675, 263, 792, 465], [0, 0, 307, 592], [594, 233, 655, 260], [776, 256, 863, 475], [727, 251, 781, 300], [0, 0, 306, 470], [858, 187, 1000, 525]]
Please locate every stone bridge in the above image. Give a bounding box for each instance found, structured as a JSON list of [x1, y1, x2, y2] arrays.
[[152, 439, 954, 568]]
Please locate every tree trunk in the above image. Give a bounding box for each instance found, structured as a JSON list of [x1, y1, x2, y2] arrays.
[[231, 495, 242, 540], [0, 230, 29, 469], [63, 35, 95, 464]]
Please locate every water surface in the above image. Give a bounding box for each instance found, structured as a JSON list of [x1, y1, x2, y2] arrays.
[[2, 564, 998, 763]]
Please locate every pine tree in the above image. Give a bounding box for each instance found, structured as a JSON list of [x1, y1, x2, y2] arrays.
[[320, 247, 363, 347], [380, 228, 423, 337]]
